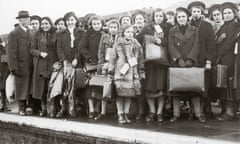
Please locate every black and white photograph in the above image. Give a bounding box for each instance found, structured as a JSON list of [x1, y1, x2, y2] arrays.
[[0, 0, 240, 143]]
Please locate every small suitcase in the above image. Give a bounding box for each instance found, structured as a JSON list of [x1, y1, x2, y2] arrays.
[[168, 67, 205, 93]]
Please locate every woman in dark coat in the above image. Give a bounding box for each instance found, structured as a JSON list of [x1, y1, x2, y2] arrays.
[[31, 17, 58, 117], [136, 8, 172, 122], [215, 3, 240, 121], [79, 16, 104, 119], [168, 7, 205, 123], [0, 38, 9, 112], [56, 12, 84, 118]]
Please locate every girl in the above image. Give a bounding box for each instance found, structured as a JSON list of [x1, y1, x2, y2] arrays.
[[215, 3, 240, 121], [137, 8, 172, 122], [168, 7, 205, 123], [31, 17, 58, 117], [56, 12, 84, 117], [108, 24, 144, 124], [55, 18, 66, 33], [79, 16, 104, 119], [94, 19, 120, 120]]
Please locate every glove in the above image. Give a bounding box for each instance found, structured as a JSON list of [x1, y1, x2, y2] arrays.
[[185, 59, 193, 67], [177, 58, 186, 67]]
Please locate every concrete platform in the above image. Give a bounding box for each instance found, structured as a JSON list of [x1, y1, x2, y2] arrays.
[[0, 113, 239, 144]]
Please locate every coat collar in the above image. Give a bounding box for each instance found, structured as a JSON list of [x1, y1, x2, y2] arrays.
[[16, 26, 30, 38], [172, 24, 196, 42]]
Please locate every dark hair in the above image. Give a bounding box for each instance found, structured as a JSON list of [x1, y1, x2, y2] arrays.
[[63, 12, 79, 26], [88, 15, 103, 28], [166, 10, 175, 16], [132, 10, 146, 24], [175, 7, 190, 25], [54, 17, 65, 26], [31, 15, 41, 23], [119, 13, 132, 25], [152, 8, 166, 24], [40, 17, 55, 32]]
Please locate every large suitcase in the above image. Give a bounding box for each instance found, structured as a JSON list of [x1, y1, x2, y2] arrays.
[[168, 67, 205, 93]]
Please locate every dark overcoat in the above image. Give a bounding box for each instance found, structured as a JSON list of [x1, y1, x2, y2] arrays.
[[190, 19, 216, 66], [168, 24, 199, 66], [57, 28, 84, 67], [7, 26, 33, 100], [216, 20, 240, 78], [0, 39, 9, 90], [79, 29, 104, 64], [136, 23, 172, 93], [30, 29, 58, 100]]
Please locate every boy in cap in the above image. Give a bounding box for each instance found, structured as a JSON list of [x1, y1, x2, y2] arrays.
[[188, 1, 217, 118]]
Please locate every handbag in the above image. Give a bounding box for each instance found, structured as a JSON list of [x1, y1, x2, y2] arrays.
[[144, 35, 169, 65], [85, 63, 98, 72], [89, 75, 107, 86], [5, 74, 15, 103], [168, 67, 205, 93], [75, 68, 88, 88]]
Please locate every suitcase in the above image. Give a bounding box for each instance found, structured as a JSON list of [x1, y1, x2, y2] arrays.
[[168, 67, 205, 93]]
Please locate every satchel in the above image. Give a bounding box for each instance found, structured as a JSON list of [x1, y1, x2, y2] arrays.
[[75, 68, 88, 88], [5, 74, 15, 103], [144, 35, 169, 65], [85, 63, 98, 72], [102, 81, 112, 100], [168, 67, 205, 93], [89, 75, 107, 86]]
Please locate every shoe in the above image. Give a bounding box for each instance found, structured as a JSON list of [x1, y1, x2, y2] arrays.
[[118, 114, 126, 124], [39, 110, 47, 117], [157, 114, 164, 122], [135, 113, 144, 120], [216, 113, 234, 121], [0, 107, 5, 112], [56, 110, 67, 118], [198, 116, 206, 123], [188, 113, 194, 121], [49, 113, 56, 118], [25, 107, 33, 115], [88, 112, 95, 119], [145, 113, 156, 122], [18, 111, 26, 116], [170, 116, 179, 122], [94, 114, 105, 120], [124, 114, 132, 123]]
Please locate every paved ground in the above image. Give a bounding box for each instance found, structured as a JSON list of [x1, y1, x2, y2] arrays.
[[3, 101, 240, 144]]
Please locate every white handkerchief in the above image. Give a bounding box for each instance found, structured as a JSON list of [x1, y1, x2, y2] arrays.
[[128, 57, 138, 67], [120, 63, 130, 75]]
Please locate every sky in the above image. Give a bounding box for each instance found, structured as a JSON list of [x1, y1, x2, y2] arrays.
[[0, 0, 185, 34], [1, 0, 238, 34]]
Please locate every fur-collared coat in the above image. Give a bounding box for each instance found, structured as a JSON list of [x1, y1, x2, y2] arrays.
[[108, 37, 144, 97], [30, 29, 58, 100]]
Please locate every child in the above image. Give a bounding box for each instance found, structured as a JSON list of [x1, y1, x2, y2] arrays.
[[94, 19, 120, 120], [108, 24, 144, 124]]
